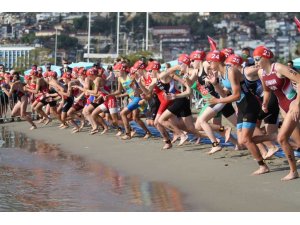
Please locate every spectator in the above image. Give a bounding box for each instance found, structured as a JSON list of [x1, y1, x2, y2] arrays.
[[105, 65, 116, 90], [287, 60, 298, 72], [241, 47, 254, 67], [165, 62, 171, 71], [60, 58, 72, 73]]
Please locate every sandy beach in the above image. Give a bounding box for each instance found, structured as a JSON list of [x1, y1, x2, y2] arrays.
[[2, 120, 300, 212]]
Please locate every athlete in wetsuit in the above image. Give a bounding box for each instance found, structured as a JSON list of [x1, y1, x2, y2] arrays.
[[255, 45, 300, 181]]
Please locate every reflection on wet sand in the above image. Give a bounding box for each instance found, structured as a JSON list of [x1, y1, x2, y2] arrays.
[[0, 126, 189, 211]]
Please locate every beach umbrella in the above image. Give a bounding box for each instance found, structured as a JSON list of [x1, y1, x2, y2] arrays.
[[24, 65, 62, 76], [293, 58, 300, 69]]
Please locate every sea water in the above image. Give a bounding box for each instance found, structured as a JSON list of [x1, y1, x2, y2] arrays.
[[0, 126, 190, 212]]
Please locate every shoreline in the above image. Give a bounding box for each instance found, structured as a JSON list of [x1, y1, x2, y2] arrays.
[[2, 121, 300, 211]]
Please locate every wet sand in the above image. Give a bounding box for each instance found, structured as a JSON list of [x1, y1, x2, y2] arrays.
[[4, 121, 300, 211]]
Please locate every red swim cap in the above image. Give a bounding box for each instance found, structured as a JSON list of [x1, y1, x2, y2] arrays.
[[86, 68, 97, 76], [178, 54, 191, 65], [206, 50, 226, 63], [146, 61, 161, 71], [62, 72, 71, 79], [49, 71, 58, 79], [221, 48, 234, 58], [189, 50, 206, 61], [133, 60, 146, 70], [253, 46, 274, 59], [24, 75, 32, 81], [225, 54, 243, 66]]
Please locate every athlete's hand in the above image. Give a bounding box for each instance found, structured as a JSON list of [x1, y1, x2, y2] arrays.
[[103, 94, 109, 101], [206, 70, 218, 85], [164, 93, 176, 100], [204, 77, 211, 87], [135, 76, 141, 83], [206, 96, 219, 105], [289, 101, 300, 122], [261, 103, 268, 113]]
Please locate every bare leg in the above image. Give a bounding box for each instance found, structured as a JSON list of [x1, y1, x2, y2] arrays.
[[240, 127, 269, 175], [158, 110, 187, 145], [82, 104, 95, 130], [19, 97, 36, 129], [120, 107, 132, 139], [34, 102, 51, 125], [263, 124, 279, 159], [155, 114, 172, 149], [196, 108, 222, 154], [132, 109, 151, 138], [277, 104, 299, 181], [67, 107, 80, 133]]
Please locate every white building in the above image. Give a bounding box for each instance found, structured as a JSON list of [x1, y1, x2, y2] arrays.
[[0, 45, 35, 69]]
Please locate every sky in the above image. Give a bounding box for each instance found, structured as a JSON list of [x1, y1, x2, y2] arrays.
[[3, 0, 300, 12]]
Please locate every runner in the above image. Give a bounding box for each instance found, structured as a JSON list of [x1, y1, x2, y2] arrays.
[[186, 50, 234, 154], [206, 50, 269, 175], [75, 68, 108, 134], [26, 69, 52, 125], [255, 45, 300, 181], [105, 61, 152, 140], [157, 54, 203, 146], [1, 71, 36, 130], [0, 70, 10, 122], [225, 54, 279, 157], [137, 60, 178, 149]]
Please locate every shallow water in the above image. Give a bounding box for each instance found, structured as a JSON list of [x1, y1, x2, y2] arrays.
[[0, 126, 190, 212]]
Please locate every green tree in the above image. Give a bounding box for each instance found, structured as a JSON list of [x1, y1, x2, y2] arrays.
[[295, 42, 300, 56], [13, 56, 28, 74], [20, 33, 36, 44], [57, 35, 79, 50], [73, 15, 88, 31], [121, 50, 153, 67], [92, 14, 117, 36], [29, 47, 52, 66]]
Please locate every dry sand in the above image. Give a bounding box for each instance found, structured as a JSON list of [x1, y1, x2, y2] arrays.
[[3, 121, 300, 212]]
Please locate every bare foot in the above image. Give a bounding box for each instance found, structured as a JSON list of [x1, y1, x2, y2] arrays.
[[162, 143, 172, 150], [60, 124, 69, 129], [234, 144, 247, 151], [143, 132, 152, 139], [251, 165, 270, 175], [30, 125, 37, 130], [100, 128, 109, 135], [116, 130, 123, 136], [195, 137, 201, 144], [79, 121, 86, 130], [178, 134, 188, 146], [90, 129, 99, 135], [171, 134, 180, 143], [297, 159, 300, 164], [72, 128, 80, 134], [281, 171, 299, 181], [263, 146, 279, 160], [37, 118, 46, 124], [130, 129, 136, 138], [207, 146, 222, 155], [224, 127, 232, 143], [121, 134, 131, 140], [44, 117, 52, 126]]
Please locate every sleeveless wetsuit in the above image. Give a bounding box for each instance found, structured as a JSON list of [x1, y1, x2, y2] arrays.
[[221, 65, 260, 130], [261, 63, 297, 113]]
